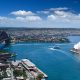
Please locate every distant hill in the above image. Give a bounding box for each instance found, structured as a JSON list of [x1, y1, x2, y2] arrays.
[[0, 28, 80, 37], [0, 27, 79, 36], [0, 28, 80, 43]]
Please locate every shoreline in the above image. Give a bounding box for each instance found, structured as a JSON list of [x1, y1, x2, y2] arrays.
[[71, 49, 80, 54], [11, 37, 70, 44]]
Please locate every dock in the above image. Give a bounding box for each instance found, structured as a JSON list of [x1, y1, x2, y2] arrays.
[[21, 59, 48, 80]]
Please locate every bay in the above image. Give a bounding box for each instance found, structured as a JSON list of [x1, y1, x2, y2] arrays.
[[7, 36, 80, 80]]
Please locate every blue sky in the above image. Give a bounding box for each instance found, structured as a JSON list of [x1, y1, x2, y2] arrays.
[[0, 0, 80, 28]]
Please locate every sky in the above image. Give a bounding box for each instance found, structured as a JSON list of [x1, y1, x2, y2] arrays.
[[0, 0, 80, 28]]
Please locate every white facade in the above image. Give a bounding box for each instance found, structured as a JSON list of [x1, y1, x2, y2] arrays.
[[74, 42, 80, 50]]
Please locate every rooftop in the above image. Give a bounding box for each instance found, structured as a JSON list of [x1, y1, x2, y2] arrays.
[[22, 59, 36, 67]]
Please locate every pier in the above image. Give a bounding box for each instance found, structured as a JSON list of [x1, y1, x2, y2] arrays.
[[21, 59, 48, 80]]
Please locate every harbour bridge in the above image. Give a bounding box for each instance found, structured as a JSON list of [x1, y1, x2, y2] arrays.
[[0, 31, 11, 49]]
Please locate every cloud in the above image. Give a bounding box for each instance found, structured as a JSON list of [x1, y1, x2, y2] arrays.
[[0, 16, 16, 27], [16, 16, 42, 22], [55, 10, 80, 21], [37, 11, 49, 14], [47, 15, 56, 20], [54, 11, 68, 17], [11, 10, 35, 16], [0, 15, 42, 27], [47, 10, 80, 21], [49, 7, 68, 11], [37, 7, 69, 15], [0, 8, 80, 28], [0, 16, 8, 20]]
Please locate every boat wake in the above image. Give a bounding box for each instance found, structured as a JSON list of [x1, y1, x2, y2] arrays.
[[49, 48, 57, 50], [49, 47, 80, 62]]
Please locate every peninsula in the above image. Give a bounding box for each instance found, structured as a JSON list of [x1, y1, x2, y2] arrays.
[[0, 28, 73, 43]]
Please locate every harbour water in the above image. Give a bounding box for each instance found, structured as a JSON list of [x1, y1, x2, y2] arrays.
[[7, 36, 80, 80]]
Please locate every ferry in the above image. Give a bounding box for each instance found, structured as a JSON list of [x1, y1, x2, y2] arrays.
[[53, 46, 60, 49], [49, 46, 60, 51]]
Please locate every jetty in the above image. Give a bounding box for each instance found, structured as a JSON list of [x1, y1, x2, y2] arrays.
[[21, 59, 48, 79]]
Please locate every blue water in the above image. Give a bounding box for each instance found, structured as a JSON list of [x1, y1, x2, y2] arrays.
[[68, 36, 80, 43], [7, 36, 80, 80]]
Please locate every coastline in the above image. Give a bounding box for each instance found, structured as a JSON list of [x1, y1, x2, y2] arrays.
[[11, 37, 70, 44]]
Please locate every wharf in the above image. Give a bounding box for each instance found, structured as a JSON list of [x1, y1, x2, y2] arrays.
[[12, 59, 48, 80]]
